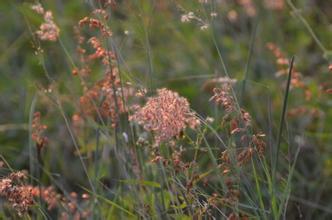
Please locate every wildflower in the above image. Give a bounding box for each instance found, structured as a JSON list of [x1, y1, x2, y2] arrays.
[[74, 11, 114, 79], [210, 12, 217, 17], [181, 14, 190, 23], [92, 9, 109, 20], [209, 85, 235, 112], [82, 193, 90, 200], [31, 3, 44, 14], [252, 134, 266, 156], [130, 88, 200, 144], [220, 150, 231, 164], [78, 16, 112, 36], [79, 72, 131, 127], [329, 64, 332, 72], [0, 172, 34, 216], [267, 42, 311, 100], [230, 118, 242, 134], [9, 171, 28, 181], [264, 0, 285, 10], [237, 148, 254, 165], [32, 4, 60, 42], [241, 109, 252, 127], [181, 12, 194, 23], [202, 77, 237, 93], [87, 36, 115, 64], [30, 186, 59, 210], [135, 88, 147, 97], [206, 116, 214, 123], [43, 88, 52, 93], [72, 68, 79, 76], [200, 24, 209, 30], [32, 112, 48, 150]]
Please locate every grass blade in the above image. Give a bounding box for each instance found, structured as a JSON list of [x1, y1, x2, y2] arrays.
[[274, 56, 295, 175]]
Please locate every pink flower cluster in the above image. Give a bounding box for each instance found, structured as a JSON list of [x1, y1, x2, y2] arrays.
[[0, 171, 33, 216], [32, 3, 60, 42], [130, 88, 200, 144]]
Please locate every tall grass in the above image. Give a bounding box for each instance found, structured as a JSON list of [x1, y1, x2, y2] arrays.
[[0, 0, 331, 219]]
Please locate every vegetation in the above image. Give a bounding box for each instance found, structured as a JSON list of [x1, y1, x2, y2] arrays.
[[0, 0, 332, 219]]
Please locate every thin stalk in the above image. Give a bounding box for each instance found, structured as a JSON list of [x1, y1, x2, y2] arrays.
[[251, 158, 268, 220], [287, 0, 328, 56], [272, 56, 294, 219], [28, 95, 37, 185], [274, 56, 294, 175], [241, 21, 259, 103], [36, 143, 45, 217], [56, 97, 96, 194], [93, 127, 101, 219], [279, 146, 301, 219]]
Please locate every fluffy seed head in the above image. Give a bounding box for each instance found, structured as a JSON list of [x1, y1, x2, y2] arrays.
[[130, 88, 200, 144]]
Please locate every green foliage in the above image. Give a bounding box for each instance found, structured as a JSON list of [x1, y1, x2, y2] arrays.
[[0, 0, 332, 219]]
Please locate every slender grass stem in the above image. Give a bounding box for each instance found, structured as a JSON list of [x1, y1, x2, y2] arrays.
[[272, 56, 294, 219], [274, 56, 294, 176], [287, 0, 328, 56], [241, 20, 259, 103]]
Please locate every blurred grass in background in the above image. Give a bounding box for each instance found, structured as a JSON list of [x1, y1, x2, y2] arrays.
[[0, 0, 332, 218]]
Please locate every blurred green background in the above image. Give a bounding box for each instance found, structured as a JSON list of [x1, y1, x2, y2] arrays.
[[1, 0, 332, 218]]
